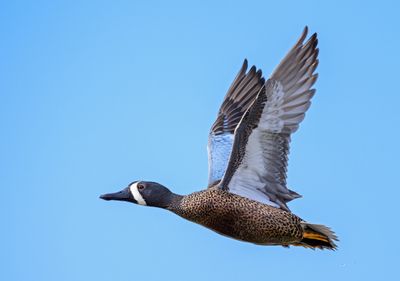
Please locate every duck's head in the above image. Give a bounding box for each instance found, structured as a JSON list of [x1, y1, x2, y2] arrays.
[[100, 181, 179, 208]]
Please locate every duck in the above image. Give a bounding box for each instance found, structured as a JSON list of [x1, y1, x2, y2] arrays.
[[100, 26, 338, 250]]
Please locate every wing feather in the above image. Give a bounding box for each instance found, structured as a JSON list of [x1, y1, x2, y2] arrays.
[[219, 27, 319, 210], [207, 60, 265, 186]]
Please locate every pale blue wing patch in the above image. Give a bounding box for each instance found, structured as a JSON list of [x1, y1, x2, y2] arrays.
[[207, 133, 234, 186]]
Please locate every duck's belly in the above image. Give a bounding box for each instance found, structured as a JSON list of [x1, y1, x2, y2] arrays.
[[176, 189, 304, 245]]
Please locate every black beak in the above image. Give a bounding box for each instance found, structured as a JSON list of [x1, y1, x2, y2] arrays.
[[100, 187, 137, 203]]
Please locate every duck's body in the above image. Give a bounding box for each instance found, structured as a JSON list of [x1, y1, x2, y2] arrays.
[[170, 188, 303, 246], [101, 27, 338, 250]]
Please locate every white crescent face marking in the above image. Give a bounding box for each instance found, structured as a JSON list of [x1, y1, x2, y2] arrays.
[[129, 182, 147, 206]]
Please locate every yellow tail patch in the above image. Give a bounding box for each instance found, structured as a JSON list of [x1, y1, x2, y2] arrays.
[[295, 222, 338, 250], [303, 231, 330, 243]]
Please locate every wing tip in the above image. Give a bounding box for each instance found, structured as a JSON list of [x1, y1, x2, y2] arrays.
[[242, 58, 248, 70], [297, 26, 309, 46]]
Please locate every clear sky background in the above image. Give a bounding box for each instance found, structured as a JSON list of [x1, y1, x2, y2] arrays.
[[1, 1, 399, 280]]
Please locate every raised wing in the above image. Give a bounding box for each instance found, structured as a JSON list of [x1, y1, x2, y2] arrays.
[[219, 27, 319, 211], [207, 59, 265, 186]]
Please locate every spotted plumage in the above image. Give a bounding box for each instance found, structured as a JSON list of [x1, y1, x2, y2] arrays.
[[170, 188, 303, 246], [101, 27, 338, 250]]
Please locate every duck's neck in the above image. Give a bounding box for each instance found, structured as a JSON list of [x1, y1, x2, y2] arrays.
[[167, 192, 184, 209], [155, 192, 184, 210]]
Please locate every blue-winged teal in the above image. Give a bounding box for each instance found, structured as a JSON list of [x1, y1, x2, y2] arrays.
[[101, 27, 338, 250]]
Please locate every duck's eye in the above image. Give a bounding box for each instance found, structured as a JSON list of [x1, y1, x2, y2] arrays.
[[137, 183, 145, 190]]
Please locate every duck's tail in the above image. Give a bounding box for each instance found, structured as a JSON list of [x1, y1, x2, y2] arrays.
[[293, 222, 338, 250]]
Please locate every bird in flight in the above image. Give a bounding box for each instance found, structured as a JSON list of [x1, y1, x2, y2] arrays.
[[101, 27, 338, 250]]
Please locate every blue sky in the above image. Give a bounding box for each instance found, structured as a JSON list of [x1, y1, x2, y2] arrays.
[[1, 0, 399, 280]]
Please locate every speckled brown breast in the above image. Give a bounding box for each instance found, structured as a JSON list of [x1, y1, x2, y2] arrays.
[[168, 188, 304, 245]]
